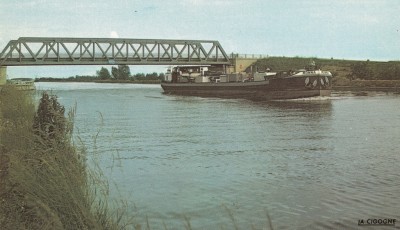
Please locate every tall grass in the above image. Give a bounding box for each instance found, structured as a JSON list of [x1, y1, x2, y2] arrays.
[[0, 85, 124, 229]]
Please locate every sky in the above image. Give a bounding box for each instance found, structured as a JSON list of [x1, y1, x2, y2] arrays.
[[1, 0, 400, 78]]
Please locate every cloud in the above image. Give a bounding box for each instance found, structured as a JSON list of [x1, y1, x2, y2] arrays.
[[110, 31, 119, 38]]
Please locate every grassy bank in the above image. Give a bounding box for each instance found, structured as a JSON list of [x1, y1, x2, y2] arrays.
[[253, 56, 400, 79], [253, 57, 400, 91], [0, 86, 123, 229]]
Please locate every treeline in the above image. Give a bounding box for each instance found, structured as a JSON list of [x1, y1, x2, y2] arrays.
[[36, 65, 165, 83], [254, 57, 400, 80]]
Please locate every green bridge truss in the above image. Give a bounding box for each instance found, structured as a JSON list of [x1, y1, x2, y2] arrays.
[[0, 37, 231, 66]]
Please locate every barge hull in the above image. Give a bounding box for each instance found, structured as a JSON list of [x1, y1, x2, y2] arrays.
[[161, 73, 332, 100], [161, 82, 331, 100]]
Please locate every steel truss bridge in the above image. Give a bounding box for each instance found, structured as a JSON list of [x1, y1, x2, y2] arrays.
[[0, 37, 231, 67]]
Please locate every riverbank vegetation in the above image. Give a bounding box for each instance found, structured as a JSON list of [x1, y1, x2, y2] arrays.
[[0, 86, 126, 229], [254, 57, 400, 89], [35, 65, 163, 84]]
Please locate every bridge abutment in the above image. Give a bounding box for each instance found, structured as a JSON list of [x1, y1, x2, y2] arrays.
[[232, 58, 259, 73], [0, 67, 6, 85]]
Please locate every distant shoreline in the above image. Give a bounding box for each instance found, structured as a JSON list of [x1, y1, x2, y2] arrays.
[[35, 79, 161, 84], [95, 79, 161, 84]]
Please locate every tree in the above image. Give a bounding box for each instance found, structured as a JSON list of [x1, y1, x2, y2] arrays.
[[111, 66, 119, 79], [33, 92, 71, 146], [118, 65, 131, 80], [145, 72, 159, 80], [96, 67, 111, 80], [111, 65, 131, 80], [133, 73, 145, 80]]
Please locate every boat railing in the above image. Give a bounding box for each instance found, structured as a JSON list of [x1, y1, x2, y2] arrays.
[[230, 53, 269, 59]]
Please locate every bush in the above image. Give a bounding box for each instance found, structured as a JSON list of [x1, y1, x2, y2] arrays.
[[33, 92, 71, 146]]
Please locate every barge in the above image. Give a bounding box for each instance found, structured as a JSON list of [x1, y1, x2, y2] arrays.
[[161, 65, 332, 100], [8, 78, 36, 91]]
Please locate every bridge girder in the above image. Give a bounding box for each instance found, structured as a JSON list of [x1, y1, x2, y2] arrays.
[[0, 37, 231, 66]]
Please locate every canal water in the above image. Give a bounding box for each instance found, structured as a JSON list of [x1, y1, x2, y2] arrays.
[[36, 82, 400, 229]]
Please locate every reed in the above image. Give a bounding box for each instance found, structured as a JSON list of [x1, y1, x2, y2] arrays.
[[0, 85, 124, 229]]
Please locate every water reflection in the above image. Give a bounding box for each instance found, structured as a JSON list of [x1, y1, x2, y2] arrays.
[[256, 99, 332, 113]]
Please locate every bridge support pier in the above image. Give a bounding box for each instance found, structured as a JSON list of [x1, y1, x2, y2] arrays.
[[0, 67, 6, 85], [232, 58, 259, 73]]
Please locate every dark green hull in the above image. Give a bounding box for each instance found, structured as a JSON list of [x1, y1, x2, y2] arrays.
[[161, 75, 332, 100]]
